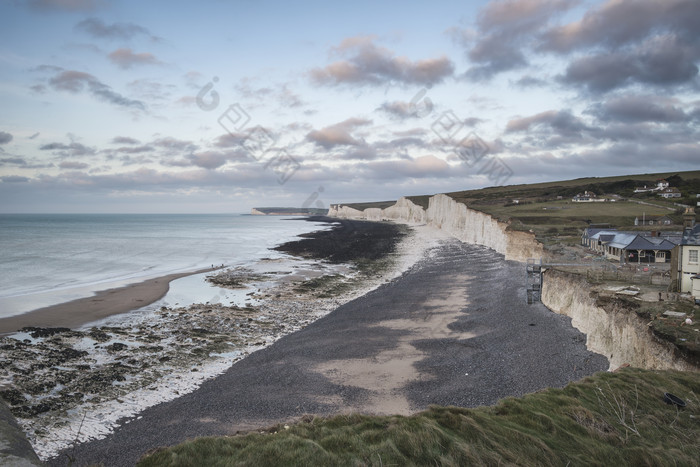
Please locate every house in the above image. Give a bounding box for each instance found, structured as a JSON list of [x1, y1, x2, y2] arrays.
[[582, 228, 677, 263], [672, 208, 700, 301], [572, 191, 603, 202], [634, 215, 673, 226], [634, 180, 669, 193], [658, 187, 681, 198]]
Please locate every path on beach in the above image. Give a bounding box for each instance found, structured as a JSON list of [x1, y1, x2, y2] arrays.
[[51, 240, 609, 467]]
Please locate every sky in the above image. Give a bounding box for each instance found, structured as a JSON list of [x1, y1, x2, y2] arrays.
[[0, 0, 699, 213]]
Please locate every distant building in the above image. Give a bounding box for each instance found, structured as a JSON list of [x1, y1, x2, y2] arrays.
[[634, 180, 669, 193], [572, 191, 601, 202], [658, 187, 681, 198], [634, 215, 673, 226]]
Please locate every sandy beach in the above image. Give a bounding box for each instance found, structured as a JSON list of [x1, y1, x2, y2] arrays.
[[0, 267, 218, 335]]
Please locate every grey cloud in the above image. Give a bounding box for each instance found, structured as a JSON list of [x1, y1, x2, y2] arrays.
[[512, 75, 548, 88], [109, 48, 162, 69], [75, 17, 156, 41], [338, 146, 378, 161], [506, 110, 590, 137], [0, 176, 30, 183], [114, 145, 154, 154], [0, 131, 12, 144], [588, 95, 690, 123], [59, 161, 90, 170], [560, 36, 699, 93], [0, 156, 53, 169], [310, 36, 454, 87], [307, 118, 372, 149], [542, 0, 700, 92], [39, 141, 96, 156], [111, 136, 140, 145], [213, 133, 247, 148], [377, 101, 422, 120], [540, 0, 700, 52], [461, 0, 577, 80], [48, 70, 146, 110]]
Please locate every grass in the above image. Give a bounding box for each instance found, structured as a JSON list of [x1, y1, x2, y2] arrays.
[[138, 367, 699, 466]]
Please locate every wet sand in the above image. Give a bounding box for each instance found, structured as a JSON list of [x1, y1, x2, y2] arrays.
[[0, 267, 217, 334]]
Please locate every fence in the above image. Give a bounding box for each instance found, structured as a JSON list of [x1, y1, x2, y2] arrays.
[[585, 269, 670, 286]]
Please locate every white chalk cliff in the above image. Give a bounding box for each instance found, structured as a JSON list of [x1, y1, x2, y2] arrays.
[[328, 194, 543, 262]]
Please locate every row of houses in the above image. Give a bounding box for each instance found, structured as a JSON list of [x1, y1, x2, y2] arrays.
[[633, 179, 682, 198], [581, 208, 700, 301]]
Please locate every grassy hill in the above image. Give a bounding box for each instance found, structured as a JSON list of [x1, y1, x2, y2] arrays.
[[139, 368, 699, 466]]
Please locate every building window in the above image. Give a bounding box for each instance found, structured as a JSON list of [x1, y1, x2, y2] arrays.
[[690, 250, 699, 264]]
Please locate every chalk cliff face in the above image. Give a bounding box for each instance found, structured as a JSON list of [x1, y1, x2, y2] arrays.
[[542, 269, 696, 371], [328, 194, 542, 262], [330, 193, 699, 371]]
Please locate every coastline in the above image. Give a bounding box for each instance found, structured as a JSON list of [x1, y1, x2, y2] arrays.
[[2, 218, 429, 460], [0, 267, 218, 335]]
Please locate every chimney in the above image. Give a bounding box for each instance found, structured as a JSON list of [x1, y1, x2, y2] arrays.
[[683, 207, 696, 229]]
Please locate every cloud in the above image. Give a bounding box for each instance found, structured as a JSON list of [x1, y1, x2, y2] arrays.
[[506, 110, 590, 137], [559, 34, 699, 92], [108, 48, 162, 69], [0, 176, 30, 183], [588, 95, 690, 123], [307, 118, 372, 149], [40, 141, 96, 157], [75, 17, 156, 41], [111, 136, 140, 145], [48, 70, 146, 110], [112, 145, 154, 154], [59, 161, 90, 169], [310, 36, 454, 87], [0, 131, 12, 144], [28, 0, 99, 11], [512, 75, 548, 88], [540, 0, 700, 93], [377, 101, 423, 120], [459, 0, 578, 80], [540, 0, 699, 52]]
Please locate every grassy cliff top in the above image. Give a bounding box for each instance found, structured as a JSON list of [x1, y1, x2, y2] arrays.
[[140, 367, 699, 466]]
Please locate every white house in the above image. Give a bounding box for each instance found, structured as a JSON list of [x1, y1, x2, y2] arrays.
[[674, 209, 700, 301]]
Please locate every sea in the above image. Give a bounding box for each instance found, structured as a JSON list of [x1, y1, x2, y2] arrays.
[[0, 213, 327, 319]]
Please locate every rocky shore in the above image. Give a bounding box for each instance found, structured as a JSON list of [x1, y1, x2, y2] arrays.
[[0, 217, 421, 460]]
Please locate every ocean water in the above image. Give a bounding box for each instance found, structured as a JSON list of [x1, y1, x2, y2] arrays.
[[0, 214, 326, 318]]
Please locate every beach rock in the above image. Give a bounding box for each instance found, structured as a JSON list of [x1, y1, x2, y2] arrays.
[[106, 342, 128, 352], [20, 327, 71, 339]]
